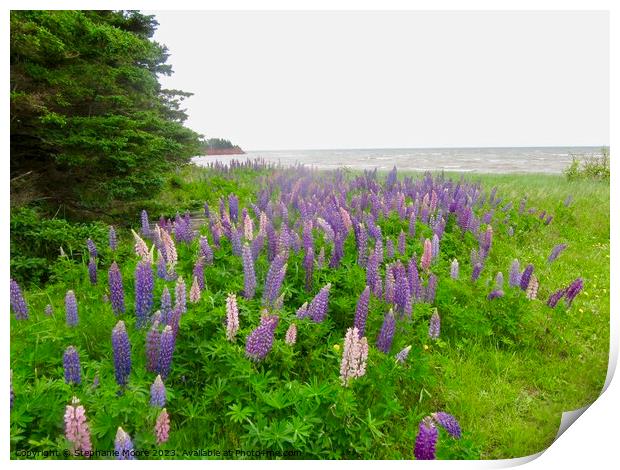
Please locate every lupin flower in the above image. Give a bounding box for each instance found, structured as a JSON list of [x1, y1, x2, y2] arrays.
[[158, 325, 176, 380], [471, 262, 483, 282], [547, 288, 567, 308], [548, 243, 568, 263], [154, 409, 170, 445], [307, 283, 331, 323], [426, 274, 438, 303], [189, 276, 201, 303], [414, 417, 438, 460], [353, 286, 370, 337], [193, 257, 205, 291], [175, 277, 186, 315], [317, 246, 325, 269], [376, 309, 396, 354], [520, 264, 534, 291], [64, 396, 92, 454], [429, 310, 441, 339], [242, 243, 256, 299], [431, 411, 462, 439], [386, 238, 395, 259], [65, 290, 78, 326], [135, 260, 154, 327], [160, 287, 171, 324], [87, 258, 97, 285], [487, 289, 504, 300], [199, 236, 214, 264], [526, 275, 539, 300], [421, 238, 432, 271], [109, 225, 118, 251], [245, 315, 279, 361], [63, 346, 81, 385], [339, 327, 369, 386], [150, 375, 166, 407], [108, 262, 126, 315], [112, 321, 131, 386], [244, 213, 254, 240], [131, 229, 149, 259], [296, 302, 309, 319], [114, 427, 135, 460], [431, 233, 439, 259], [44, 304, 53, 316], [398, 231, 406, 255], [450, 259, 459, 280], [303, 246, 314, 291], [225, 293, 239, 341], [565, 277, 584, 306], [384, 266, 395, 303], [146, 321, 161, 373], [285, 323, 297, 345], [10, 279, 29, 320], [395, 345, 412, 364], [509, 259, 521, 287], [86, 238, 98, 259]]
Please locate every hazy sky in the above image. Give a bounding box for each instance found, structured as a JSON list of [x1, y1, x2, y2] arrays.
[[149, 11, 609, 150]]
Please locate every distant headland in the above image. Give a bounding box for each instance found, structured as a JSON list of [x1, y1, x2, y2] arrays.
[[200, 138, 245, 155]]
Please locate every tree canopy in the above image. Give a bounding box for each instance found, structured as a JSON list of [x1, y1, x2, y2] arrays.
[[10, 10, 202, 218]]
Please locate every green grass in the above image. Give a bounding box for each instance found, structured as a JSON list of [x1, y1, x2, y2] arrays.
[[10, 166, 609, 459]]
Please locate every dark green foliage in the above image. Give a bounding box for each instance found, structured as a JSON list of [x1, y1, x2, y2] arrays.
[[564, 147, 610, 181], [10, 10, 201, 217]]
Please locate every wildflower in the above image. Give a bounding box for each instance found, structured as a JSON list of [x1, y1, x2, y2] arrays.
[[526, 275, 539, 300], [65, 290, 78, 326], [340, 327, 369, 386], [88, 258, 97, 285], [471, 262, 483, 282], [547, 288, 566, 308], [155, 409, 170, 445], [199, 236, 214, 264], [509, 259, 521, 287], [548, 243, 568, 263], [431, 233, 440, 259], [450, 259, 459, 280], [285, 323, 297, 345], [395, 345, 412, 364], [520, 264, 534, 291], [398, 230, 406, 256], [44, 304, 53, 316], [384, 266, 395, 303], [141, 210, 151, 238], [86, 238, 98, 259], [10, 279, 29, 320], [303, 246, 314, 291], [114, 427, 135, 460], [317, 246, 325, 269], [109, 225, 118, 251], [307, 283, 332, 323], [414, 417, 438, 460], [158, 326, 176, 380], [488, 289, 504, 300], [386, 238, 395, 259], [353, 286, 370, 337], [108, 262, 126, 315], [112, 321, 131, 386], [135, 260, 154, 328], [245, 315, 279, 361], [565, 277, 584, 306], [225, 293, 239, 341], [146, 321, 161, 373], [63, 346, 81, 385], [64, 397, 92, 455], [160, 228, 178, 266], [376, 309, 396, 354], [150, 375, 166, 407], [244, 213, 254, 240], [429, 310, 441, 339], [175, 277, 186, 315], [431, 412, 462, 439], [160, 287, 171, 324], [495, 272, 504, 289], [131, 229, 149, 259], [296, 302, 309, 319], [242, 243, 256, 299], [193, 257, 205, 291], [426, 274, 438, 304], [421, 239, 432, 271], [189, 276, 201, 303]]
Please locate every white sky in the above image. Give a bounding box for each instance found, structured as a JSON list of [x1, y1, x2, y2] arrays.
[[148, 11, 609, 150]]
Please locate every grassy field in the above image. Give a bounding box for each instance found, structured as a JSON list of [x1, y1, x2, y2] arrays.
[[10, 164, 609, 459]]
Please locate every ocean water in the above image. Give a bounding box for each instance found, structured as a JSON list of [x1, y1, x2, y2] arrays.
[[192, 146, 604, 174]]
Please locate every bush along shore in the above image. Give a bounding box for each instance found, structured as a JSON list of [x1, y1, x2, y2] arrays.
[[10, 160, 609, 459]]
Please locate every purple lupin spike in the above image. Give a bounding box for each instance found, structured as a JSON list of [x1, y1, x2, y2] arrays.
[[112, 321, 131, 386], [150, 375, 166, 407], [548, 243, 567, 263], [146, 321, 161, 373], [303, 246, 314, 291], [87, 258, 97, 285], [245, 315, 279, 361], [193, 257, 205, 291], [547, 288, 567, 308], [10, 279, 29, 320], [414, 417, 438, 460], [376, 309, 396, 354], [520, 264, 534, 291], [565, 278, 584, 306], [63, 346, 81, 385], [114, 427, 135, 460], [307, 283, 332, 323], [353, 286, 370, 337], [426, 274, 438, 304], [509, 259, 521, 288], [160, 287, 171, 324], [109, 226, 118, 251], [398, 231, 406, 256], [431, 412, 462, 439], [108, 262, 126, 315], [86, 238, 98, 259], [135, 260, 154, 328], [158, 325, 176, 380], [242, 243, 256, 299], [65, 290, 78, 326], [429, 310, 440, 339]]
